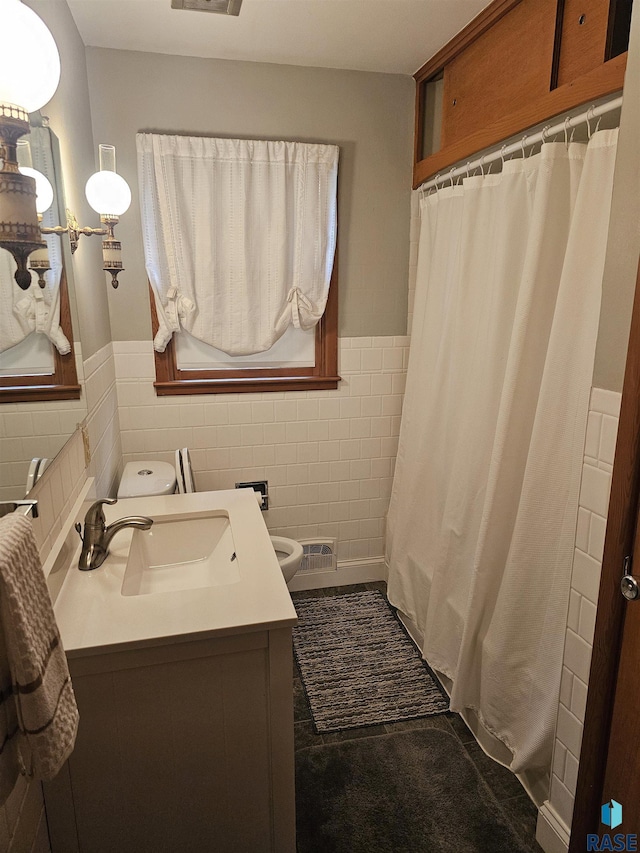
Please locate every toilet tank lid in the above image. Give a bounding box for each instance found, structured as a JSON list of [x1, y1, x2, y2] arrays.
[[118, 460, 176, 498]]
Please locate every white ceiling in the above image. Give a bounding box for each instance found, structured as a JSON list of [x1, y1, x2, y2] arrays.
[[66, 0, 490, 76]]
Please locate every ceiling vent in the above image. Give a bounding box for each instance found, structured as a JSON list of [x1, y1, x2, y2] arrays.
[[171, 0, 243, 16]]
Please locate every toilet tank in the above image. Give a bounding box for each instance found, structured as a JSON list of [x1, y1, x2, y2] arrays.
[[118, 461, 177, 498]]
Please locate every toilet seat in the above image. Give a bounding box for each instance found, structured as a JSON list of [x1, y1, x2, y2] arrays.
[[182, 448, 195, 493], [174, 449, 185, 493], [175, 448, 195, 493]]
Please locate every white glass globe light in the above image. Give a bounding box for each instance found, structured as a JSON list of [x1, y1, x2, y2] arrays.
[[0, 0, 61, 113], [85, 170, 132, 217], [19, 166, 54, 214]]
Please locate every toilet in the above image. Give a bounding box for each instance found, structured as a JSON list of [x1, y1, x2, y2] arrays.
[[269, 536, 304, 584], [117, 454, 303, 586], [117, 460, 177, 498]]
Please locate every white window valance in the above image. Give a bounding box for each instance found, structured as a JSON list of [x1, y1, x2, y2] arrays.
[[136, 133, 339, 356]]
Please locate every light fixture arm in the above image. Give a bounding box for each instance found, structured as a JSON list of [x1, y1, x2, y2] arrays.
[[41, 209, 107, 253], [39, 210, 125, 287]]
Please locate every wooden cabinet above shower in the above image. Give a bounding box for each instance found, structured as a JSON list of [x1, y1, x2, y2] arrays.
[[413, 0, 631, 188]]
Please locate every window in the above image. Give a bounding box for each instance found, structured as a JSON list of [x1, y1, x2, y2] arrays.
[[138, 133, 340, 395]]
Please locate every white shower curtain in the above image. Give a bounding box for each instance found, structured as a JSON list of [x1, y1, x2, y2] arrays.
[[386, 130, 618, 779]]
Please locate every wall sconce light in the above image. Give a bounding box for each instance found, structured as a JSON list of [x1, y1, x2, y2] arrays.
[[0, 1, 131, 289], [83, 144, 132, 288]]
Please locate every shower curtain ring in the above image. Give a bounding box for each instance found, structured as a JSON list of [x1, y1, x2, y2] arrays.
[[586, 105, 596, 138], [520, 134, 528, 158], [541, 125, 551, 145], [448, 167, 456, 187], [564, 117, 571, 147], [500, 145, 507, 167]]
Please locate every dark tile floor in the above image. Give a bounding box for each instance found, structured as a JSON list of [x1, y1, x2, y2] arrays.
[[291, 582, 544, 853]]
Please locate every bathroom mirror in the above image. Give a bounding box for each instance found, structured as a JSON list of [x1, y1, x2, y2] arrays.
[[0, 120, 87, 503]]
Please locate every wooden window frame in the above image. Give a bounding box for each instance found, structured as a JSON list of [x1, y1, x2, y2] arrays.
[[151, 257, 340, 396], [0, 270, 81, 403]]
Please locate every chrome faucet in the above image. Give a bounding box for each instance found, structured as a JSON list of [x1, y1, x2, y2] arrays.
[[78, 498, 153, 571]]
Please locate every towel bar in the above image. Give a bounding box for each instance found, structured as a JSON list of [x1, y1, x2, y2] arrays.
[[0, 500, 39, 519]]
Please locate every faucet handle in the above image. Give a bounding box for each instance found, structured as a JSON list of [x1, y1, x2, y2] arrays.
[[84, 498, 117, 529]]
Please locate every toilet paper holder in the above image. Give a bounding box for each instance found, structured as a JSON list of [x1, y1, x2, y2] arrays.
[[235, 480, 269, 511]]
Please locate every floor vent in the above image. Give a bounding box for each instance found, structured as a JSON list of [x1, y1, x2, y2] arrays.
[[298, 539, 337, 574]]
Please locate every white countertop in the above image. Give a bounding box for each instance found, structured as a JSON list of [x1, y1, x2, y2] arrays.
[[53, 488, 298, 658]]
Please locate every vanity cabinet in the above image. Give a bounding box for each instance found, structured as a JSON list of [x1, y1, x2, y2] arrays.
[[414, 0, 632, 187], [44, 627, 295, 853]]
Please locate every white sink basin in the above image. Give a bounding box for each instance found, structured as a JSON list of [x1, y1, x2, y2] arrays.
[[121, 512, 241, 596]]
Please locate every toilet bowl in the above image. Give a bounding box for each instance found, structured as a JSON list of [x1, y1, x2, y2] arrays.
[[270, 536, 304, 584], [117, 453, 303, 586]]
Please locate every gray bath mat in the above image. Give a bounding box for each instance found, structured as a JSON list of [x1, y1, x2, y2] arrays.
[[295, 727, 531, 853], [292, 591, 448, 733]]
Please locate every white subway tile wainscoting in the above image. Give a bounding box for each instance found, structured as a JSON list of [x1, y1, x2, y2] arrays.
[[537, 387, 621, 853], [114, 336, 409, 582]]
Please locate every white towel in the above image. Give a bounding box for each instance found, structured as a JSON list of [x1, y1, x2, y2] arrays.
[[0, 513, 78, 802]]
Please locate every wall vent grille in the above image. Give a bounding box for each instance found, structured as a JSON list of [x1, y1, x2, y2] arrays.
[[298, 539, 337, 574], [171, 0, 243, 16]]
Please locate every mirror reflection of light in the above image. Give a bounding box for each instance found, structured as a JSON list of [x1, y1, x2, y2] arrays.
[[18, 166, 54, 214]]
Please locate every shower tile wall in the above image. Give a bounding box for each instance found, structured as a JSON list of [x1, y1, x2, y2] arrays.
[[546, 387, 621, 832], [114, 336, 409, 564]]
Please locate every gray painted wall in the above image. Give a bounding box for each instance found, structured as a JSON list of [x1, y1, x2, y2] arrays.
[[594, 2, 640, 392], [26, 0, 112, 361], [84, 48, 414, 342]]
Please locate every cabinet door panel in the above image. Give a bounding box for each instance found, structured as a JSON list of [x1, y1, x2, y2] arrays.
[[556, 0, 611, 87], [441, 0, 558, 147]]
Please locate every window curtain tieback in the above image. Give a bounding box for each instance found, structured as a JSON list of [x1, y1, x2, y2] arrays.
[[15, 290, 47, 333], [166, 286, 196, 329], [287, 286, 320, 330], [13, 291, 71, 356], [154, 285, 196, 353]]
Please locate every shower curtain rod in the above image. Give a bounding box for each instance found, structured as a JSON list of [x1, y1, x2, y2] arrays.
[[421, 95, 623, 192]]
